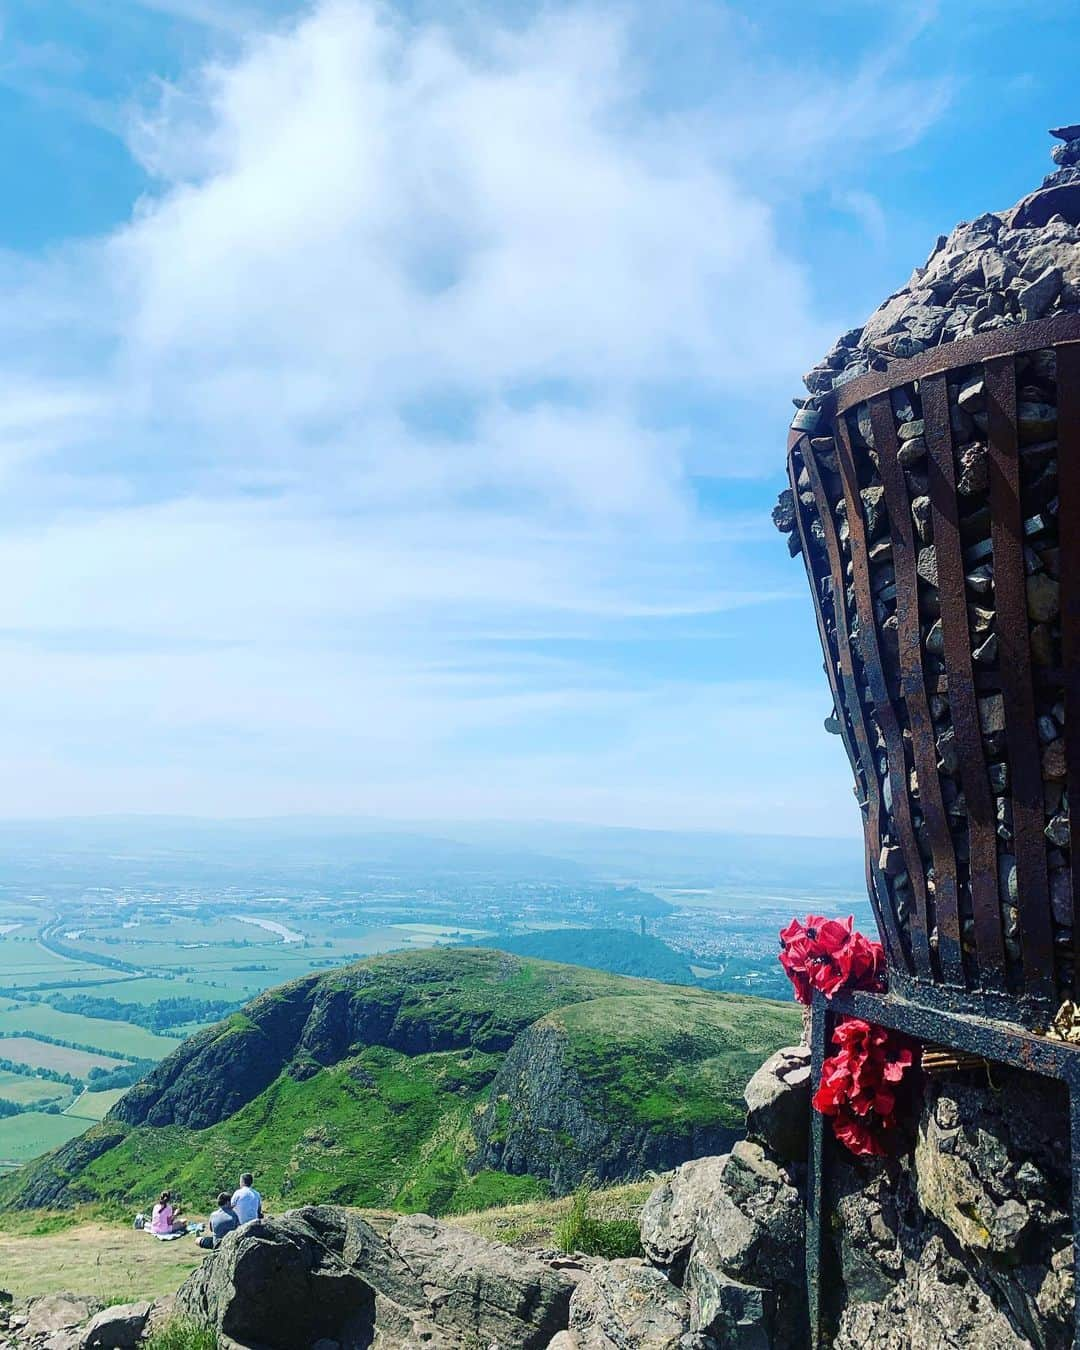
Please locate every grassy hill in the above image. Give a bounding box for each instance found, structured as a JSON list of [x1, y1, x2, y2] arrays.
[[0, 948, 799, 1218], [482, 928, 697, 984]]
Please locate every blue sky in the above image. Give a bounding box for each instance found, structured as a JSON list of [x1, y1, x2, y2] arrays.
[[0, 0, 1076, 834]]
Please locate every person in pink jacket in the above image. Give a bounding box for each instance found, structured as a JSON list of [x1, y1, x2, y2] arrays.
[[150, 1190, 185, 1236]]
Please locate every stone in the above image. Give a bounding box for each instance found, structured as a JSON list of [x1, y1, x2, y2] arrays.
[[569, 1261, 689, 1350], [1051, 868, 1072, 926], [833, 1236, 1030, 1350], [743, 1046, 811, 1163], [1018, 266, 1063, 321], [176, 1206, 573, 1350], [640, 1155, 732, 1273], [80, 1302, 151, 1349], [910, 495, 932, 542], [771, 490, 797, 535], [979, 694, 1005, 736], [956, 442, 988, 496], [1043, 739, 1067, 781], [1019, 402, 1058, 444], [689, 1270, 772, 1349], [23, 1295, 101, 1342], [1027, 572, 1061, 622], [1047, 811, 1071, 849], [547, 1335, 581, 1350], [916, 547, 938, 588], [861, 485, 886, 539]]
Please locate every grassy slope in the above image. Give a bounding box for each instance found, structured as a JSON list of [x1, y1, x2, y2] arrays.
[[0, 1179, 652, 1304], [553, 989, 799, 1132], [1, 949, 800, 1219]]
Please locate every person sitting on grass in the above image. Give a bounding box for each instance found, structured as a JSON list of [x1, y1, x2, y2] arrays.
[[231, 1172, 263, 1225], [198, 1192, 240, 1249], [150, 1190, 186, 1237]]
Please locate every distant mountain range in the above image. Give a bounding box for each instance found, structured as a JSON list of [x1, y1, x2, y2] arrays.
[[0, 948, 800, 1216], [0, 814, 863, 889]]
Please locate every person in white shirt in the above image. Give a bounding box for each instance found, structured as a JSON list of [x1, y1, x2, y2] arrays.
[[231, 1172, 263, 1225]]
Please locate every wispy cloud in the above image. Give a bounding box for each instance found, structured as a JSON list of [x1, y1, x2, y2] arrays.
[[0, 0, 953, 827]]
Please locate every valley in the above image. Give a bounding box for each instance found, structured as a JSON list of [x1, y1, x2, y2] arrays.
[[0, 819, 866, 1171]]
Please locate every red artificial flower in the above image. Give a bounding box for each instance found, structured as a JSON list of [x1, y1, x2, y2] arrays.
[[778, 915, 885, 1004], [811, 1016, 920, 1157]]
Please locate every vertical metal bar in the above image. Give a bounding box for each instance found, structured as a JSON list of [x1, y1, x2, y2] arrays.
[[923, 372, 1007, 987], [836, 412, 932, 977], [1070, 1077, 1080, 1350], [788, 432, 864, 792], [986, 356, 1054, 1009], [807, 992, 831, 1350], [870, 393, 963, 984], [793, 432, 908, 970], [1058, 343, 1080, 995]]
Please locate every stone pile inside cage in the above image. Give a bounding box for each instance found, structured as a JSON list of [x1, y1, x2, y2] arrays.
[[775, 129, 1080, 1010]]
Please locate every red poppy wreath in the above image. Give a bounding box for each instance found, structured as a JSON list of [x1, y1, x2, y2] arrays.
[[779, 915, 920, 1157]]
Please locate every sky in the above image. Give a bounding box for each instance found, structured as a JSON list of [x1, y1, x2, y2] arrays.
[[0, 0, 1076, 836]]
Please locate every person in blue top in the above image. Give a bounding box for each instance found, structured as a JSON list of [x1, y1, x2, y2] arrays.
[[231, 1172, 263, 1225]]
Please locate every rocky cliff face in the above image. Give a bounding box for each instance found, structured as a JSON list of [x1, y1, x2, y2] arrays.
[[473, 1019, 740, 1190]]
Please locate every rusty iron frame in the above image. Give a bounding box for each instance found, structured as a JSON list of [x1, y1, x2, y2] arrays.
[[789, 312, 1080, 1026], [789, 313, 1080, 1347]]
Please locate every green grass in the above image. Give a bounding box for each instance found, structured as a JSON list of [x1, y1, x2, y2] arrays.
[[0, 1071, 71, 1109], [554, 989, 800, 1132], [64, 1089, 127, 1121], [0, 1112, 88, 1162], [0, 1005, 182, 1061], [145, 1320, 218, 1350], [555, 1185, 643, 1259]]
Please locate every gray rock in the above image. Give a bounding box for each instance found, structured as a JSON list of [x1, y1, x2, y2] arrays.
[[1018, 266, 1063, 321], [1027, 573, 1061, 623], [80, 1302, 150, 1349], [569, 1260, 689, 1349], [23, 1295, 101, 1341], [743, 1046, 811, 1163], [547, 1334, 581, 1350], [641, 1156, 732, 1273], [833, 1236, 1030, 1349], [688, 1270, 772, 1349], [176, 1206, 572, 1350]]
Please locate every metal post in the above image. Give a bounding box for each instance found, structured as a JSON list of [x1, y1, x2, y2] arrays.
[[1070, 1080, 1080, 1350], [807, 992, 831, 1349]]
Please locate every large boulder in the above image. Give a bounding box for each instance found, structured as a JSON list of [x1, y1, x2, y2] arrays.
[[379, 1213, 573, 1348], [684, 1142, 805, 1349], [640, 1155, 731, 1276], [568, 1259, 699, 1349], [743, 1046, 811, 1163], [175, 1208, 380, 1349], [175, 1205, 573, 1350]]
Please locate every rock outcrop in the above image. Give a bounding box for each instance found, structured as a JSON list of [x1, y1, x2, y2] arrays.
[[473, 1019, 740, 1191], [174, 1206, 574, 1350]]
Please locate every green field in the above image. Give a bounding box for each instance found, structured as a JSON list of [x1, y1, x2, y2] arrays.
[[0, 1072, 72, 1109], [64, 1088, 127, 1121], [0, 1037, 125, 1076], [0, 1004, 181, 1061], [0, 1112, 87, 1163], [0, 936, 112, 990]]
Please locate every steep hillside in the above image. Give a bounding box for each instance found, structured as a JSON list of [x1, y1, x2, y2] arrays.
[[0, 948, 799, 1216]]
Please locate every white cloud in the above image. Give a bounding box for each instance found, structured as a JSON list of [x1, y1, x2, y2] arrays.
[[0, 0, 951, 828]]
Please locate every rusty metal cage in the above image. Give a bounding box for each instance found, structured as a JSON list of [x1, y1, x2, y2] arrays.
[[788, 312, 1080, 1032], [791, 312, 1080, 1349]]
